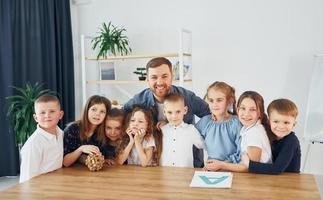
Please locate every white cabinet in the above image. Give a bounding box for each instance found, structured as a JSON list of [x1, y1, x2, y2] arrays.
[[80, 29, 192, 106]]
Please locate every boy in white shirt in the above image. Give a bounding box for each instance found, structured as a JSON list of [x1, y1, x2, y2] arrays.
[[160, 93, 205, 168], [19, 95, 64, 183]]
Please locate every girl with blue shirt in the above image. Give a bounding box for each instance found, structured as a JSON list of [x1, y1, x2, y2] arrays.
[[195, 81, 242, 170]]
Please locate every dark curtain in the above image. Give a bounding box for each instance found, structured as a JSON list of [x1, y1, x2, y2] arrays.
[[0, 0, 75, 176]]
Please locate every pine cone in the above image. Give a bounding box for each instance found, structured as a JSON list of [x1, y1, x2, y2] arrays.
[[85, 154, 105, 171]]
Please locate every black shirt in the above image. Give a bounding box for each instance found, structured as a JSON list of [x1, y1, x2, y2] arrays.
[[103, 143, 117, 159], [249, 132, 301, 175], [63, 123, 103, 156]]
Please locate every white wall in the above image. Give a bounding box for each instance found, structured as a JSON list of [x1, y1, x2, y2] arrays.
[[70, 0, 323, 174]]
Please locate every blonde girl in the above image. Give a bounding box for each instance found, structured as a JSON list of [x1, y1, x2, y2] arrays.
[[116, 106, 156, 167], [63, 95, 111, 167], [195, 81, 242, 170]]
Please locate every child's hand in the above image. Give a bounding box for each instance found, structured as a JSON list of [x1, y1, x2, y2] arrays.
[[203, 159, 224, 171], [105, 159, 116, 166], [126, 128, 135, 142], [78, 145, 101, 155], [134, 129, 145, 143], [126, 128, 134, 135], [241, 153, 250, 167]]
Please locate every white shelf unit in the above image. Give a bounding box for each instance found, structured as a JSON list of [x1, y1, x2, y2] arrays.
[[80, 29, 192, 106]]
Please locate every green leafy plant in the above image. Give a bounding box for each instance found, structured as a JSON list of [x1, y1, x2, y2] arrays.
[[6, 82, 55, 148], [133, 67, 147, 81], [91, 21, 132, 59]]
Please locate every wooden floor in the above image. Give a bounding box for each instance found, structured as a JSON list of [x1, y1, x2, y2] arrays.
[[0, 165, 320, 200]]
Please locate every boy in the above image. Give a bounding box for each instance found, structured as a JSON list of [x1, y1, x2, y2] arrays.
[[160, 93, 205, 168], [19, 95, 64, 183], [241, 98, 301, 174]]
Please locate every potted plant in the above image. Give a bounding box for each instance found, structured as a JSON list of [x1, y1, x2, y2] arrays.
[[6, 82, 55, 149], [133, 67, 147, 81], [91, 21, 132, 59]]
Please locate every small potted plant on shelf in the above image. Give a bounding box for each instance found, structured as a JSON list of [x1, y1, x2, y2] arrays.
[[91, 21, 132, 59], [6, 82, 56, 149], [133, 67, 147, 81]]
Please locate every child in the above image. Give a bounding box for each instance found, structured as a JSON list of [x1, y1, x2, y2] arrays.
[[241, 98, 301, 174], [20, 95, 64, 183], [116, 106, 156, 167], [160, 93, 205, 168], [63, 95, 111, 167], [195, 81, 242, 170], [206, 91, 273, 172], [104, 108, 125, 166]]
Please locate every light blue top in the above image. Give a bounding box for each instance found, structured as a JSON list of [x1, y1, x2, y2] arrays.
[[195, 115, 242, 163]]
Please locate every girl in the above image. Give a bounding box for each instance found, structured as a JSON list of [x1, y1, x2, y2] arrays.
[[241, 99, 301, 174], [206, 91, 273, 172], [116, 106, 156, 167], [104, 108, 125, 166], [63, 95, 111, 167], [195, 81, 242, 170]]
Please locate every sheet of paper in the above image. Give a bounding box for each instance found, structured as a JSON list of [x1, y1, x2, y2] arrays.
[[190, 171, 233, 188]]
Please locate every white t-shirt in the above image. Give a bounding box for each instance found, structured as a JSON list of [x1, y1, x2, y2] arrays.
[[127, 136, 156, 165], [160, 122, 205, 168], [240, 120, 272, 163], [19, 125, 63, 183]]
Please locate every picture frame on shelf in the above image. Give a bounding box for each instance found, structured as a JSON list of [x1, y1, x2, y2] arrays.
[[172, 61, 192, 81], [100, 61, 116, 80]]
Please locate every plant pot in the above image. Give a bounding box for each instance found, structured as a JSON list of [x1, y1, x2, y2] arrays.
[[138, 77, 146, 81]]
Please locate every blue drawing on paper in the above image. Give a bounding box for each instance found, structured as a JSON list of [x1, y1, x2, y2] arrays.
[[199, 175, 229, 185]]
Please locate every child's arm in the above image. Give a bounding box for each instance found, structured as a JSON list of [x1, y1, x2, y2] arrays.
[[19, 143, 42, 183], [246, 146, 262, 162], [116, 130, 135, 165], [191, 126, 205, 149], [135, 144, 154, 167], [244, 127, 267, 162], [194, 117, 207, 139], [63, 145, 101, 167], [243, 136, 299, 174], [134, 130, 154, 167], [225, 132, 242, 164], [105, 159, 117, 166], [204, 160, 248, 172]]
